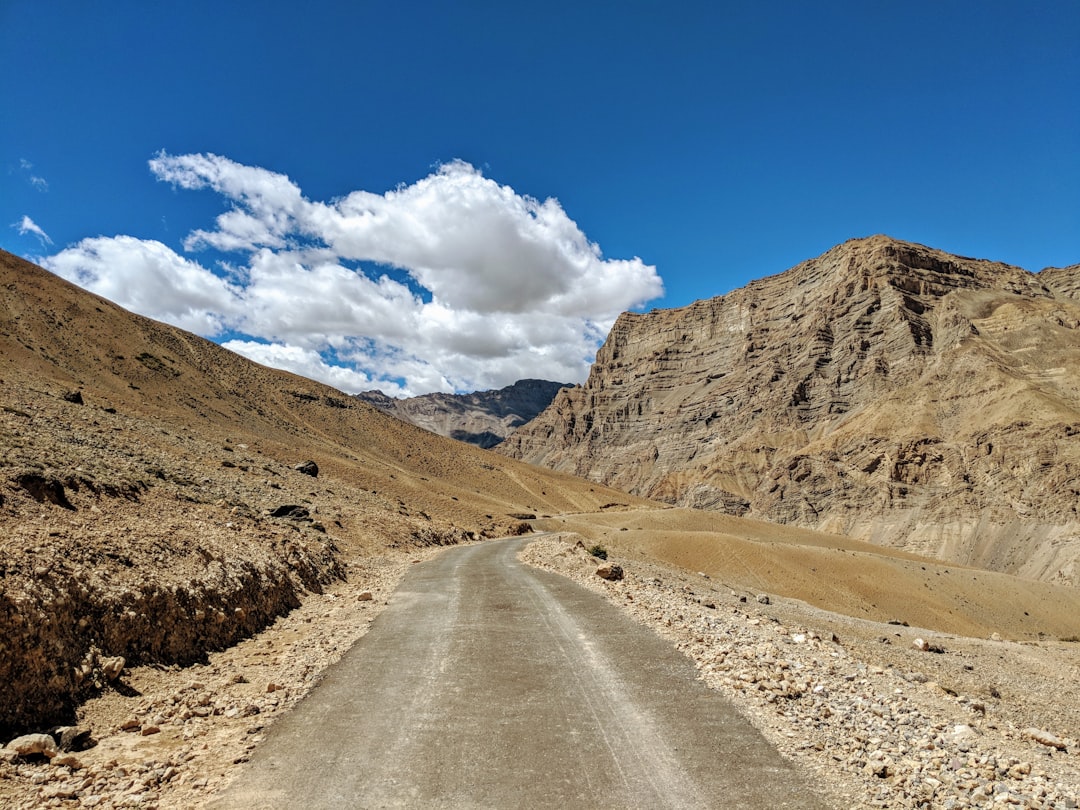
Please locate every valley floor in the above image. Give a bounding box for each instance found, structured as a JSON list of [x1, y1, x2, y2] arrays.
[[521, 535, 1080, 809], [3, 533, 1079, 809]]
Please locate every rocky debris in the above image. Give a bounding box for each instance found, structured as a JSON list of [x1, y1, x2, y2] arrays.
[[62, 390, 84, 405], [0, 518, 342, 736], [293, 460, 319, 477], [502, 236, 1080, 585], [522, 535, 1080, 810], [757, 594, 770, 605], [357, 591, 374, 601], [595, 563, 624, 581]]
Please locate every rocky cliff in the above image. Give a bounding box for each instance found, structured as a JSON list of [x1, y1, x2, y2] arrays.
[[500, 236, 1080, 584], [355, 379, 571, 448]]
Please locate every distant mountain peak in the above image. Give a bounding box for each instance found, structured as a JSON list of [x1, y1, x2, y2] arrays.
[[355, 379, 573, 448]]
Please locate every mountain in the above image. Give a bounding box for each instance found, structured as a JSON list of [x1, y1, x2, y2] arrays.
[[0, 249, 646, 736], [500, 236, 1080, 584], [355, 379, 572, 448]]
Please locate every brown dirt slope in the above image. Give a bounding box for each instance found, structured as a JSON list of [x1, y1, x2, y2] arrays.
[[502, 236, 1080, 585], [0, 249, 650, 737], [535, 509, 1080, 642]]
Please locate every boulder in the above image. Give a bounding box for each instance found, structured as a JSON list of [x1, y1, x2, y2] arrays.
[[596, 563, 624, 581], [54, 726, 94, 752], [293, 460, 319, 477], [5, 732, 58, 758], [100, 655, 125, 682]]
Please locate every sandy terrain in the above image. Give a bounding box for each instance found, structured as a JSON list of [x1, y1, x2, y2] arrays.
[[4, 510, 1080, 807], [521, 532, 1080, 809], [534, 510, 1080, 642]]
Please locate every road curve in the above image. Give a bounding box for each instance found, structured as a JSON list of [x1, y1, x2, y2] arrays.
[[212, 538, 826, 809]]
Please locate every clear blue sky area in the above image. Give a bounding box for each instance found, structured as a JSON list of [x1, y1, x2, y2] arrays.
[[2, 1, 1078, 394]]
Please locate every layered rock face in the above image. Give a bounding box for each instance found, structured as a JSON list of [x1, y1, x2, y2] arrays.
[[355, 379, 571, 448], [501, 236, 1080, 584]]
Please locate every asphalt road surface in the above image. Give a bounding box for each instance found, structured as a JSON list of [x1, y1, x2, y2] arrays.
[[212, 538, 827, 809]]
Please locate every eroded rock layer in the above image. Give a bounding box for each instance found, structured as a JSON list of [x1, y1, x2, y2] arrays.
[[501, 236, 1080, 583]]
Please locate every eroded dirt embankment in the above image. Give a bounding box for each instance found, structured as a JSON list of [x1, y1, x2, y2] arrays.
[[0, 540, 440, 810], [0, 484, 344, 738]]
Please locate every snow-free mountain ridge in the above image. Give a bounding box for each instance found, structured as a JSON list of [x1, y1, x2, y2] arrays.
[[501, 235, 1080, 584]]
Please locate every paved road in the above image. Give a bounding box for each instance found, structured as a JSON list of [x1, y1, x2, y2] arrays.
[[212, 538, 826, 809]]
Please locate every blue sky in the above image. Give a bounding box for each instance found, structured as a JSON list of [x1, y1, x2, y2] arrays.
[[2, 1, 1077, 395]]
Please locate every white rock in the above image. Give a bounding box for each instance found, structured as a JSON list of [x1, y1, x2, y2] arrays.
[[5, 733, 58, 758]]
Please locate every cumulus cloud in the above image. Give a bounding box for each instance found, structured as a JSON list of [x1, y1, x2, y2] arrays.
[[14, 215, 52, 245], [44, 154, 663, 395], [221, 340, 387, 395], [44, 236, 244, 336]]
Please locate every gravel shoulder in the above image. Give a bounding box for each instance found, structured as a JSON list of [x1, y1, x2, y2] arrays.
[[0, 547, 441, 809], [520, 534, 1080, 809], [5, 531, 1078, 809]]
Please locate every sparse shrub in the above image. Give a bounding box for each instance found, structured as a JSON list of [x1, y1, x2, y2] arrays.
[[588, 544, 608, 560]]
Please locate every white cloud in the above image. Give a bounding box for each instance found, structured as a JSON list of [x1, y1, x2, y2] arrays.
[[43, 236, 244, 336], [19, 159, 48, 191], [148, 153, 663, 321], [43, 155, 664, 396], [14, 215, 52, 245], [221, 340, 391, 396]]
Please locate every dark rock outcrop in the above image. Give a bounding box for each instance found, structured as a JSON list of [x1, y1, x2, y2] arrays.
[[355, 379, 572, 448]]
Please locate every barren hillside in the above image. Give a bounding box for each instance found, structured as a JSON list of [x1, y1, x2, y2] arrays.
[[501, 236, 1080, 584], [0, 249, 649, 737]]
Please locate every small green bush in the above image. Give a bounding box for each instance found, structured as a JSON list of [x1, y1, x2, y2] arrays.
[[587, 544, 608, 560]]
